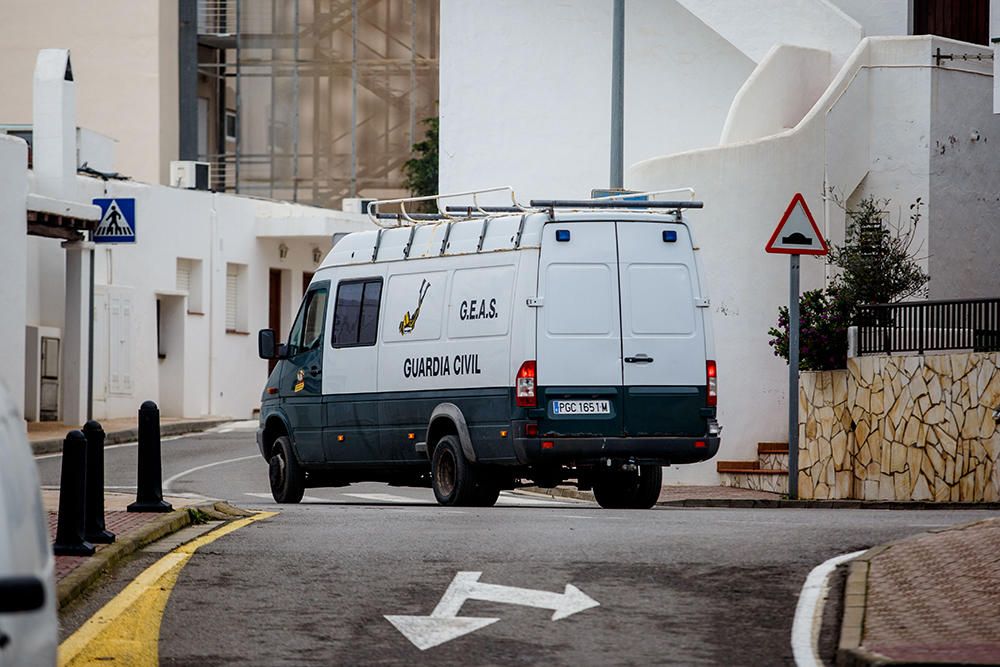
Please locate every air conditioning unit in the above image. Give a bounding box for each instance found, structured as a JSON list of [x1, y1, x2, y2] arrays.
[[170, 161, 210, 190], [342, 197, 376, 214]]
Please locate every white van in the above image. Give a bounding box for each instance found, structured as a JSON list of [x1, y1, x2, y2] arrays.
[[0, 383, 58, 667], [257, 191, 720, 509]]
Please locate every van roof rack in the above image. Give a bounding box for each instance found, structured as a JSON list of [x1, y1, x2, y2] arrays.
[[366, 186, 703, 228], [529, 200, 704, 209]]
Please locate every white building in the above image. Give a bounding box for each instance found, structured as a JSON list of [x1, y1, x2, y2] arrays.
[[4, 49, 373, 425], [440, 1, 1000, 483]]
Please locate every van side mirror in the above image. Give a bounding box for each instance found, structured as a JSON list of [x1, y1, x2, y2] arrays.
[[258, 329, 283, 360], [0, 576, 45, 613]]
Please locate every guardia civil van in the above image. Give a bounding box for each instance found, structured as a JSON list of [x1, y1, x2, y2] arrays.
[[257, 188, 720, 509]]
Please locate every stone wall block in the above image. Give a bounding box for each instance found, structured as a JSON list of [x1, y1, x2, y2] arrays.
[[950, 354, 969, 382], [937, 426, 958, 458], [832, 431, 848, 468], [890, 442, 907, 473], [920, 454, 936, 484], [860, 358, 874, 385], [928, 375, 942, 404], [833, 371, 848, 406], [934, 479, 951, 501], [906, 446, 923, 488], [871, 390, 885, 416], [962, 408, 984, 439], [903, 356, 921, 377], [912, 473, 932, 501], [925, 404, 946, 425], [893, 471, 910, 498], [902, 417, 920, 445], [959, 472, 975, 500], [878, 473, 895, 500], [979, 409, 997, 439], [908, 372, 928, 399], [926, 445, 945, 478]]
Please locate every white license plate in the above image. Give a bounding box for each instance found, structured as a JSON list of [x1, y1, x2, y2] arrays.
[[551, 400, 611, 415]]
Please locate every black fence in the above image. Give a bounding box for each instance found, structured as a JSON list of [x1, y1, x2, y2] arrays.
[[856, 298, 1000, 356]]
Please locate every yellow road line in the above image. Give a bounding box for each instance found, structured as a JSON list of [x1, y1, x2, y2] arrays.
[[58, 512, 277, 666]]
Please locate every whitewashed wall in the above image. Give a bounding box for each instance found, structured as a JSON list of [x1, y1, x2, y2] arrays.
[[439, 0, 754, 202], [20, 173, 368, 421], [0, 135, 28, 415]]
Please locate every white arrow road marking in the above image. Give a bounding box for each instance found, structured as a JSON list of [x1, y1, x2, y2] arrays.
[[386, 571, 599, 650]]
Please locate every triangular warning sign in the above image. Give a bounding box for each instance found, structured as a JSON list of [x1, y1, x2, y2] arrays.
[[765, 193, 828, 255], [95, 201, 133, 237]]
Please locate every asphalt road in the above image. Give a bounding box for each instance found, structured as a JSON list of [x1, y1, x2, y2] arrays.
[[36, 425, 999, 666]]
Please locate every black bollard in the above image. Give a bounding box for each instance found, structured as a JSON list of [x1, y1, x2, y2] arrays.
[[127, 401, 172, 513], [53, 431, 96, 557], [83, 421, 115, 543]]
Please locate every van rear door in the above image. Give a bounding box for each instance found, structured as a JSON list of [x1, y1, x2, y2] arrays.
[[616, 221, 706, 436], [535, 222, 623, 436]]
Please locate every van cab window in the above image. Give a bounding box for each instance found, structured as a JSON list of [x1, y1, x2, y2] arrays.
[[287, 287, 329, 355], [332, 279, 382, 347]]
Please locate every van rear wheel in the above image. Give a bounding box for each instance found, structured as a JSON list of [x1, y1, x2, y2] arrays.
[[431, 435, 479, 506], [269, 435, 305, 504], [593, 464, 662, 509]]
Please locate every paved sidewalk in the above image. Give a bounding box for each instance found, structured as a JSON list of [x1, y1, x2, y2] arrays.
[[840, 517, 1000, 665], [29, 415, 233, 455], [44, 490, 251, 610]]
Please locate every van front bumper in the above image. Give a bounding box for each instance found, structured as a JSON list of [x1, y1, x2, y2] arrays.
[[513, 435, 720, 466]]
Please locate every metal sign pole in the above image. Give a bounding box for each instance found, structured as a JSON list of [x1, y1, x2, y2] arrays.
[[787, 253, 800, 499]]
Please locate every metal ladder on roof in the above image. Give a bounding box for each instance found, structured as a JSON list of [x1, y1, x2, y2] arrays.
[[365, 186, 705, 261]]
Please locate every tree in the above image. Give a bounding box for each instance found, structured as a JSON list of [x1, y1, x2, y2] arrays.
[[768, 195, 929, 370], [402, 116, 438, 211]]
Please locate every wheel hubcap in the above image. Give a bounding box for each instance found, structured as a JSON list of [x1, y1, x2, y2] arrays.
[[435, 449, 456, 496], [269, 452, 286, 490]]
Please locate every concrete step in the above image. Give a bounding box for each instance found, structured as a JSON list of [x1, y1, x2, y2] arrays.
[[757, 442, 789, 470], [716, 442, 789, 495], [718, 468, 788, 495]]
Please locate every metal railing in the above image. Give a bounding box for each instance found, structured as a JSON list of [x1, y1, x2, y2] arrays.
[[856, 297, 1000, 355]]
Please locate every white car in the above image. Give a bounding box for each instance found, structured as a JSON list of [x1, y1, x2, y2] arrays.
[[0, 383, 57, 667]]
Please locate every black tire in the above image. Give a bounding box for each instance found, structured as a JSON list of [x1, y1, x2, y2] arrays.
[[630, 464, 663, 509], [592, 471, 635, 509], [431, 435, 479, 506], [269, 435, 305, 504], [471, 476, 501, 507], [593, 464, 662, 509]]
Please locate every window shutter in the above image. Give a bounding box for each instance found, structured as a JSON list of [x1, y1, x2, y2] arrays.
[[226, 265, 238, 330], [176, 259, 192, 293]]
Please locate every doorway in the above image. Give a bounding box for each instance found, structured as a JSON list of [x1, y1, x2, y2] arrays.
[[269, 269, 283, 374]]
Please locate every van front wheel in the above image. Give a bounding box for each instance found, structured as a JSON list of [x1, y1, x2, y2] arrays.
[[431, 435, 478, 506], [269, 435, 305, 504]]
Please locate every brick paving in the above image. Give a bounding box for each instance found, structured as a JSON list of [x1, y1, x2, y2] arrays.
[[48, 510, 168, 580], [861, 517, 1000, 664]]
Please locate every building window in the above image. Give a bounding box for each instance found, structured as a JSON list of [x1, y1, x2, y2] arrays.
[[225, 110, 237, 142], [225, 262, 249, 333], [176, 257, 204, 314], [332, 279, 382, 348]]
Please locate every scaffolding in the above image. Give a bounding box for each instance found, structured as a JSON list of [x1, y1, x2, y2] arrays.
[[194, 0, 439, 209]]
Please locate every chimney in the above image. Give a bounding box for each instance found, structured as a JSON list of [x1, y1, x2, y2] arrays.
[[33, 49, 76, 199]]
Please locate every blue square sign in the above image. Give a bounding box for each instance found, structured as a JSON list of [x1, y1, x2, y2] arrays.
[[92, 198, 136, 243]]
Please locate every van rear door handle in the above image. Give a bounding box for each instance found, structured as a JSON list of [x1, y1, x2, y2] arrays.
[[624, 356, 654, 364], [309, 366, 321, 377]]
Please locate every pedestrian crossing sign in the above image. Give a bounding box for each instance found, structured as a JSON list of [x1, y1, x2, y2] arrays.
[[92, 198, 136, 243]]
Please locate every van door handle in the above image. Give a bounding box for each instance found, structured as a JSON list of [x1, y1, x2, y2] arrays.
[[309, 366, 321, 377], [624, 356, 654, 364]]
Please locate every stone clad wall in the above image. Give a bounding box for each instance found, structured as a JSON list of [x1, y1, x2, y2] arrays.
[[799, 353, 1000, 501]]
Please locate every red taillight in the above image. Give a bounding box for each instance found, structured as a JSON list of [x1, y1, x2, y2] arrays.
[[706, 360, 717, 407], [525, 423, 539, 437], [516, 360, 537, 407]]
